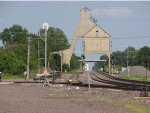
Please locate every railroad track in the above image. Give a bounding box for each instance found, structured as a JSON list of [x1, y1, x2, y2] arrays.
[[89, 71, 150, 91], [13, 71, 150, 92], [98, 71, 150, 85]]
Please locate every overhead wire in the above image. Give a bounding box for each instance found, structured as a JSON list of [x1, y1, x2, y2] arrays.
[[1, 31, 150, 40]]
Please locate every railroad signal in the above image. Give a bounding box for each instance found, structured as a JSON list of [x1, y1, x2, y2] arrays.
[[81, 54, 85, 59], [82, 62, 85, 66]]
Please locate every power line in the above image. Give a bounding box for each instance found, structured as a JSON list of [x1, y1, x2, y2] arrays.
[[112, 36, 150, 40], [1, 31, 150, 40]]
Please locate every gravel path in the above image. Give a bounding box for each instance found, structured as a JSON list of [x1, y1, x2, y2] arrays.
[[0, 83, 149, 113]]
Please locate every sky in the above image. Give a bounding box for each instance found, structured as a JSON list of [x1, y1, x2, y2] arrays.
[[0, 1, 150, 68]]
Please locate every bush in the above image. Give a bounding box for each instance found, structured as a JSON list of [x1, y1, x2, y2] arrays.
[[62, 64, 70, 72]]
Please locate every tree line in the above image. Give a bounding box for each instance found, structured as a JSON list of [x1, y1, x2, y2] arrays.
[[0, 24, 80, 75], [93, 46, 150, 72]]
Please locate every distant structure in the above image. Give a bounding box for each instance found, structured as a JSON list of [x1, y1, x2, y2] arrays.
[[120, 66, 150, 76], [52, 7, 111, 70]]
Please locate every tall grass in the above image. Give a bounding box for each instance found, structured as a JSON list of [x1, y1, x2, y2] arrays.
[[2, 73, 23, 79]]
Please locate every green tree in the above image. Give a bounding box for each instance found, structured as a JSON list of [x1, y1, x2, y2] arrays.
[[111, 46, 136, 67], [124, 46, 137, 66], [39, 27, 70, 70], [47, 27, 70, 51], [93, 46, 138, 71], [92, 54, 109, 71], [0, 49, 26, 74], [70, 54, 80, 70], [0, 25, 33, 75], [137, 46, 150, 69], [0, 24, 28, 45], [0, 24, 80, 75], [62, 64, 70, 72], [39, 27, 70, 52], [112, 51, 125, 66]]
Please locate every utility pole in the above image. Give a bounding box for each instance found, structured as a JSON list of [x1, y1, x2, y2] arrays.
[[111, 56, 114, 76], [127, 50, 138, 78], [109, 40, 112, 75], [27, 37, 31, 78], [127, 49, 129, 78], [42, 23, 50, 87], [82, 37, 85, 75], [82, 37, 91, 95], [60, 52, 63, 73], [38, 39, 40, 73], [27, 35, 44, 78], [139, 51, 148, 97], [145, 51, 148, 96], [43, 23, 49, 75], [44, 27, 47, 74]]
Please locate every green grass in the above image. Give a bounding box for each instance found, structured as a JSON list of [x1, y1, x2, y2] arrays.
[[2, 73, 23, 79], [125, 103, 150, 113], [2, 72, 37, 79], [120, 75, 150, 82]]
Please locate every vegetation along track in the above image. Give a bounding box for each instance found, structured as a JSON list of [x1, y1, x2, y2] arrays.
[[89, 71, 150, 91]]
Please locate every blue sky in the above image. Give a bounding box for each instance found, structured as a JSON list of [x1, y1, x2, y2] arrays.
[[0, 1, 150, 67]]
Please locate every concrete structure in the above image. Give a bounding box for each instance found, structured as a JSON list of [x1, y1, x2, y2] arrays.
[[52, 7, 111, 70]]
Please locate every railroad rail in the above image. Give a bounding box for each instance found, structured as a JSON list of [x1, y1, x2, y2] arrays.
[[98, 71, 150, 84], [88, 71, 150, 91]]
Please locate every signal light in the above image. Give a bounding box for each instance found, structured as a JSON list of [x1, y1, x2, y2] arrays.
[[81, 54, 85, 59]]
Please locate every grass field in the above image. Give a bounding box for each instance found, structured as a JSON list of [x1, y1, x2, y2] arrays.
[[2, 73, 23, 79], [120, 75, 150, 82]]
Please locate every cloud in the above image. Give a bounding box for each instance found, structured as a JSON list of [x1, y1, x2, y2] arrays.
[[92, 7, 133, 17]]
